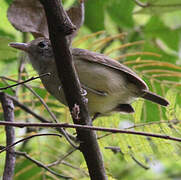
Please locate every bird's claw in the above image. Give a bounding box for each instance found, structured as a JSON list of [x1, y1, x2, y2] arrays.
[[80, 88, 87, 96]]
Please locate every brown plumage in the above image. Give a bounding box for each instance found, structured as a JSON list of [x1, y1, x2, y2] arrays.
[[9, 37, 169, 118]]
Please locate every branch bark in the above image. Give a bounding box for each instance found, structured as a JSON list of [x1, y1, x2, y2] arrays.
[[39, 0, 107, 179], [0, 121, 181, 143], [6, 94, 51, 123], [15, 151, 71, 179], [0, 92, 16, 180]]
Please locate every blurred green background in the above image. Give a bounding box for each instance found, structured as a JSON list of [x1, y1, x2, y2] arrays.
[[1, 0, 181, 179]]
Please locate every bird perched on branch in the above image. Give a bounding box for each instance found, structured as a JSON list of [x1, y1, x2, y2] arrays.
[[10, 37, 169, 119]]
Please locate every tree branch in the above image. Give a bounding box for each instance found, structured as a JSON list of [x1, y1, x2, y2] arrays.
[[0, 73, 50, 90], [0, 77, 77, 148], [0, 121, 181, 143], [133, 0, 149, 7], [6, 94, 51, 123], [0, 133, 62, 154], [47, 148, 76, 167], [39, 0, 107, 179], [0, 93, 16, 180], [15, 151, 71, 179]]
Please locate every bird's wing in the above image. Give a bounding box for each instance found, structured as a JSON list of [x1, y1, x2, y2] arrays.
[[81, 84, 108, 96], [72, 48, 148, 90]]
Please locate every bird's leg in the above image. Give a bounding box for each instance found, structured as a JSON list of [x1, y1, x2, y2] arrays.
[[80, 87, 87, 96]]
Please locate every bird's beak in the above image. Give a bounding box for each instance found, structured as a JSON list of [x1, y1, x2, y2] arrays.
[[9, 42, 29, 52]]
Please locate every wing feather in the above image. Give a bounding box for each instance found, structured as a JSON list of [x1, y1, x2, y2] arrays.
[[72, 48, 148, 90]]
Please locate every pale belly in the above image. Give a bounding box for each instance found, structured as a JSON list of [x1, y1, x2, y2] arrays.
[[75, 59, 138, 115], [42, 76, 136, 116], [39, 59, 139, 116], [86, 90, 134, 115]]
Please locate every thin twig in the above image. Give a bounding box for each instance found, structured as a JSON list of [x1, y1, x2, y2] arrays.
[[1, 79, 16, 94], [131, 155, 149, 170], [0, 73, 50, 90], [133, 0, 149, 7], [0, 121, 181, 143], [104, 146, 122, 154], [97, 132, 112, 140], [47, 148, 76, 167], [6, 94, 51, 123], [134, 1, 181, 8], [16, 32, 29, 96], [125, 119, 180, 130], [105, 145, 149, 169], [0, 76, 78, 148], [15, 151, 71, 179], [0, 145, 73, 178], [128, 146, 149, 170], [98, 120, 181, 140], [0, 133, 62, 154], [61, 160, 89, 176], [47, 148, 88, 176]]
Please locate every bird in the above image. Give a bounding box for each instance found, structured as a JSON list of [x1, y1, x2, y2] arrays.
[[9, 37, 169, 119]]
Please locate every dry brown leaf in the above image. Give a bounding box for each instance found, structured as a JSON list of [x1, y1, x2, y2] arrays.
[[7, 0, 48, 38], [66, 2, 84, 43], [7, 0, 84, 41]]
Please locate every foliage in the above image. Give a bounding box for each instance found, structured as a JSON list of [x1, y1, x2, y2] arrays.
[[1, 0, 181, 179]]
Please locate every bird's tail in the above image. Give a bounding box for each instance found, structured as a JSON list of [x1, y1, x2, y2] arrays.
[[141, 90, 169, 106]]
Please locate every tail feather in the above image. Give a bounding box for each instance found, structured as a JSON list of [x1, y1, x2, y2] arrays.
[[141, 90, 169, 106]]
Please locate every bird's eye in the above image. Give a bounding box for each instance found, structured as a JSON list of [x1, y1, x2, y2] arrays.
[[38, 41, 47, 48]]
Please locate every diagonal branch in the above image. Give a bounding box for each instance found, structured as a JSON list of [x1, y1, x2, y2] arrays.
[[15, 151, 71, 179], [39, 0, 107, 179], [6, 94, 51, 123], [0, 77, 77, 148], [0, 73, 50, 90], [0, 133, 62, 154], [47, 148, 76, 167]]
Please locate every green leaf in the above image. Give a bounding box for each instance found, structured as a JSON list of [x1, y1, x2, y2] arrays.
[[14, 158, 42, 180], [0, 0, 17, 36], [144, 16, 179, 51], [84, 0, 108, 31], [107, 0, 135, 28], [0, 37, 17, 60], [5, 0, 13, 5], [133, 99, 144, 123], [165, 89, 177, 120], [135, 0, 181, 14]]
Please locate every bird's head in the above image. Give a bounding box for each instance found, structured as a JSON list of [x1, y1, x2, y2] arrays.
[[9, 37, 54, 73]]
